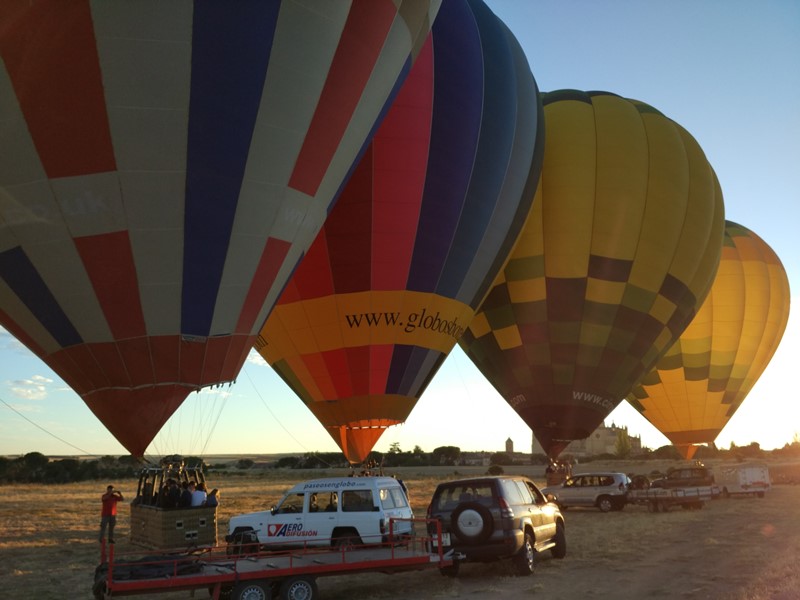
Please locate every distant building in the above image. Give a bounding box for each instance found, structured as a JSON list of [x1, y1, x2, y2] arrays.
[[531, 422, 642, 457], [505, 437, 514, 454]]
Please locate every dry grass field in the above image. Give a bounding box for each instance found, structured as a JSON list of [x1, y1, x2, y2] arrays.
[[1, 459, 799, 599]]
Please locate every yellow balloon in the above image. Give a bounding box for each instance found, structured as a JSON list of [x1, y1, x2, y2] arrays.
[[628, 221, 791, 459], [460, 90, 725, 458]]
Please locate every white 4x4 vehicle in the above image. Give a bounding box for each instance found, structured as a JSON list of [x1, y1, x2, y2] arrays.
[[226, 476, 413, 552]]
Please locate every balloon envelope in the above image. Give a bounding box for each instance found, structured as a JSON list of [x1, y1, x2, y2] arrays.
[[627, 221, 790, 459], [257, 0, 544, 463], [0, 0, 438, 456], [459, 90, 725, 458]]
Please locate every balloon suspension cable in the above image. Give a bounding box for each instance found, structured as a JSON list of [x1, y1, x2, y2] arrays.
[[0, 394, 97, 456], [242, 364, 338, 469]]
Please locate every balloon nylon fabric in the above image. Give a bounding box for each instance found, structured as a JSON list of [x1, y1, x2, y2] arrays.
[[460, 90, 725, 458], [0, 0, 438, 456], [627, 221, 790, 457], [259, 0, 544, 464]]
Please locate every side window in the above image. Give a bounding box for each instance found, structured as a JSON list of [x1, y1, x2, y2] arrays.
[[500, 479, 525, 505], [526, 481, 547, 505], [341, 490, 374, 512], [381, 488, 408, 509], [309, 492, 337, 513], [599, 476, 613, 487], [514, 480, 534, 504], [276, 493, 304, 514]]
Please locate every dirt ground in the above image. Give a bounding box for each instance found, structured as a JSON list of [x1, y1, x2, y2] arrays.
[[1, 460, 799, 599]]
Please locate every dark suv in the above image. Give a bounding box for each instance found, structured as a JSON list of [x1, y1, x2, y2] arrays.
[[650, 465, 715, 489], [426, 476, 566, 576]]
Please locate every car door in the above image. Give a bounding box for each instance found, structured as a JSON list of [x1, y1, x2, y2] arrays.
[[262, 492, 306, 547], [303, 491, 339, 544], [572, 475, 593, 507], [525, 480, 556, 541]]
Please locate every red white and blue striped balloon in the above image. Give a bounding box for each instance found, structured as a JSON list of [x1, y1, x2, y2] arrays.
[[0, 0, 439, 456]]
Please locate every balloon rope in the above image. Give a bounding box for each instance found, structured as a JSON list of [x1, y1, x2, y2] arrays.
[[0, 394, 95, 455], [241, 363, 323, 458]]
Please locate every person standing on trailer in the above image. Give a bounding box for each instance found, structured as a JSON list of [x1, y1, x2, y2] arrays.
[[99, 485, 124, 544]]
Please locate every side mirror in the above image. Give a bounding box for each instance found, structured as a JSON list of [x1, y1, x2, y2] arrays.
[[270, 506, 277, 515], [546, 493, 557, 503]]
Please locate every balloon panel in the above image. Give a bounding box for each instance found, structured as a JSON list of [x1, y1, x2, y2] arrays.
[[628, 221, 791, 450], [258, 0, 544, 463], [0, 0, 438, 455], [460, 90, 725, 457]]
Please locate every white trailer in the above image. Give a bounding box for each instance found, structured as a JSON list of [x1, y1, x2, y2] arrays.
[[716, 464, 771, 498]]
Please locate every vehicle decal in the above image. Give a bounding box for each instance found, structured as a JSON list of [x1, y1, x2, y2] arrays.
[[267, 523, 319, 538]]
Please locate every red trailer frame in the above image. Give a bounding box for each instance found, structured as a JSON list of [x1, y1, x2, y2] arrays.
[[94, 518, 456, 599]]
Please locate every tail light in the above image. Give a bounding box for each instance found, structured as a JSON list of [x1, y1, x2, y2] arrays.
[[498, 496, 514, 518]]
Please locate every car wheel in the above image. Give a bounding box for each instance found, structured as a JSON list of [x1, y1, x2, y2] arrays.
[[332, 529, 362, 550], [451, 502, 493, 544], [227, 528, 259, 557], [597, 496, 613, 513], [550, 521, 566, 559], [513, 531, 535, 576]]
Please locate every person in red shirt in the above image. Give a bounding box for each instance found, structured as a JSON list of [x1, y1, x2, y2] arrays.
[[99, 485, 124, 544]]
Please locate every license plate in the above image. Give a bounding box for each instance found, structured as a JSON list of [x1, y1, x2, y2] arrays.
[[433, 533, 450, 547]]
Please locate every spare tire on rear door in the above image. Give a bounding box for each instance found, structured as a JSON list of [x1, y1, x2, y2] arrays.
[[451, 502, 493, 544]]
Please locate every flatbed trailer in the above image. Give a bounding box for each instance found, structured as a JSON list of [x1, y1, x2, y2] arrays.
[[93, 519, 457, 600], [626, 485, 721, 512]]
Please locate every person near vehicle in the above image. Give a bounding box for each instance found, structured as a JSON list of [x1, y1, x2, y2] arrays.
[[99, 485, 124, 544]]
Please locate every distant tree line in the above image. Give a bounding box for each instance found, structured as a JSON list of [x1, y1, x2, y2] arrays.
[[4, 438, 799, 482], [0, 452, 140, 484]]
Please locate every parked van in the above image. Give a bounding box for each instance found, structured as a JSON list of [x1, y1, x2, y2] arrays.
[[226, 476, 413, 551], [716, 464, 771, 498]]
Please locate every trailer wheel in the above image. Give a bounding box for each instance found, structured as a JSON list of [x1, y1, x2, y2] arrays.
[[231, 580, 271, 600], [280, 575, 317, 600], [92, 578, 107, 600]]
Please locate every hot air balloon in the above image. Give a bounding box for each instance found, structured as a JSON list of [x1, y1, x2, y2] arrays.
[[459, 90, 725, 458], [627, 221, 790, 459], [0, 0, 439, 456], [257, 0, 544, 464]]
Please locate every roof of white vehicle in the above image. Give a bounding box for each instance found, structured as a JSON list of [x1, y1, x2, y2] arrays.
[[288, 476, 401, 492]]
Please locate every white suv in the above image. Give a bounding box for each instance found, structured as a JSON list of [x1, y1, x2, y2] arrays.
[[542, 472, 630, 512], [226, 476, 413, 552]]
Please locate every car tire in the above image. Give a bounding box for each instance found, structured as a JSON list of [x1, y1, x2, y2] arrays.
[[597, 496, 613, 513], [451, 502, 493, 544], [550, 521, 566, 559], [231, 580, 271, 600], [513, 531, 535, 576], [280, 576, 318, 600]]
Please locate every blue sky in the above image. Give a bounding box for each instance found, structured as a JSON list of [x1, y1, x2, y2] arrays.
[[1, 0, 798, 458]]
